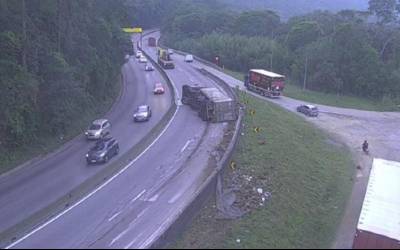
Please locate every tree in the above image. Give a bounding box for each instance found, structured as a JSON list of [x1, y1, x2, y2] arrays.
[[233, 10, 280, 37], [368, 0, 399, 24], [287, 21, 321, 51]]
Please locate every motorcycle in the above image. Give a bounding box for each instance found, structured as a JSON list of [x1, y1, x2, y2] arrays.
[[362, 141, 369, 155]]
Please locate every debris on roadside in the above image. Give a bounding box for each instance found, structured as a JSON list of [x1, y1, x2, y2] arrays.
[[216, 163, 272, 219]]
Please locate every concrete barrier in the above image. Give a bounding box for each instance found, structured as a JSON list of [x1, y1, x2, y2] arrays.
[[148, 41, 244, 248]]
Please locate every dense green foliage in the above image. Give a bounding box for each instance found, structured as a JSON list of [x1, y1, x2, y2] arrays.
[[159, 0, 400, 104], [219, 0, 368, 20], [0, 0, 131, 151]]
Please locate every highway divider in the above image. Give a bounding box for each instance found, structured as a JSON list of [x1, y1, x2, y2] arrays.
[[0, 32, 178, 248]]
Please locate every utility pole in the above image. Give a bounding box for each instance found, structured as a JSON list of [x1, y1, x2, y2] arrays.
[[21, 0, 27, 69], [270, 51, 273, 71], [270, 30, 274, 71], [303, 55, 308, 91]]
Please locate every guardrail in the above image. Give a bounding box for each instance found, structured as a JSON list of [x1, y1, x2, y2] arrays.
[[149, 40, 244, 248], [0, 31, 178, 248]]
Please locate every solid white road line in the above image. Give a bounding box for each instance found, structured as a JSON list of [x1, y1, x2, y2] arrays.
[[6, 105, 180, 249], [109, 229, 129, 247], [180, 140, 192, 153], [129, 189, 146, 205], [123, 232, 144, 249], [108, 212, 122, 222]]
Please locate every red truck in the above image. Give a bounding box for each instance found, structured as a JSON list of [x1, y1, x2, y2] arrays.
[[244, 69, 285, 98]]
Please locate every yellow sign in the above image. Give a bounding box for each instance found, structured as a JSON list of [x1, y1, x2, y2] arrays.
[[253, 127, 261, 133], [123, 27, 143, 33]]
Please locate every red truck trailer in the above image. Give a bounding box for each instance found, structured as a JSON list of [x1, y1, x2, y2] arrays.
[[244, 69, 285, 98]]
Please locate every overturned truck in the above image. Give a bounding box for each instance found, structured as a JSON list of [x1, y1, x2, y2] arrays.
[[182, 85, 238, 123]]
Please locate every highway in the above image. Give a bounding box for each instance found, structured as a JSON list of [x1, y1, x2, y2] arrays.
[[0, 33, 171, 245], [3, 33, 228, 248]]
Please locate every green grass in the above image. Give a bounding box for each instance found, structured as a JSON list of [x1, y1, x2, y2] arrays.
[[172, 92, 354, 249], [0, 80, 121, 175], [223, 68, 399, 112]]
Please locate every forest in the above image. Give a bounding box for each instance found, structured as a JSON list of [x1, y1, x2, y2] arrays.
[[1, 0, 400, 164], [0, 0, 133, 154], [160, 0, 400, 105]]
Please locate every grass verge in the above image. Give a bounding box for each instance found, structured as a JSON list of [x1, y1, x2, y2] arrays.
[[222, 68, 399, 112], [171, 91, 354, 249]]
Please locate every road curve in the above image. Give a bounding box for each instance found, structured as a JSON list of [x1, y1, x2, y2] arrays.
[[0, 34, 172, 243], [5, 32, 227, 248]]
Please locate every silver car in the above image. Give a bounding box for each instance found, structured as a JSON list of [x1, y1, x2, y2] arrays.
[[133, 105, 152, 122], [85, 119, 111, 140]]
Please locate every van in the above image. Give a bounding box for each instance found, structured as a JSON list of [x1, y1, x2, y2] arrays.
[[185, 54, 194, 63]]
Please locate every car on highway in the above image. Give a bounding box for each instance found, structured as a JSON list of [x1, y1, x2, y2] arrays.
[[167, 48, 174, 55], [85, 119, 111, 140], [139, 55, 148, 63], [86, 137, 119, 164], [133, 105, 152, 122], [135, 51, 142, 58], [184, 54, 194, 63], [297, 104, 319, 117], [153, 83, 165, 95], [145, 64, 154, 71]]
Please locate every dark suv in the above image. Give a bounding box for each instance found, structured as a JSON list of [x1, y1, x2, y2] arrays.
[[86, 137, 119, 164], [297, 105, 319, 117]]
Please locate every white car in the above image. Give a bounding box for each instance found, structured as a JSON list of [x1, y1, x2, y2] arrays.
[[185, 54, 194, 63], [145, 64, 154, 71], [167, 49, 174, 55], [139, 56, 148, 63], [135, 51, 142, 58]]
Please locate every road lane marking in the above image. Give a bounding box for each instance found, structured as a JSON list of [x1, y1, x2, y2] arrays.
[[124, 232, 144, 249], [109, 229, 129, 247], [139, 215, 174, 248], [180, 140, 192, 153], [168, 190, 185, 204], [129, 189, 146, 205], [109, 207, 150, 247], [148, 194, 159, 202], [108, 212, 122, 222], [6, 105, 180, 249]]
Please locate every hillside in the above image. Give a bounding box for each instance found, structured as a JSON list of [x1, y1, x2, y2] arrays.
[[219, 0, 369, 19]]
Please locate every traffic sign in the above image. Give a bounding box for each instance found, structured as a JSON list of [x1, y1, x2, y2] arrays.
[[123, 27, 143, 33]]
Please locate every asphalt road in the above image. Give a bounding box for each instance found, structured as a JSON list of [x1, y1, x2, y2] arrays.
[[4, 32, 227, 248], [0, 34, 171, 241]]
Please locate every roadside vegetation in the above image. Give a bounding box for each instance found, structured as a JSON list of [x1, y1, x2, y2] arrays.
[[158, 0, 400, 110], [223, 68, 399, 111], [0, 1, 134, 174], [172, 91, 354, 249]]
